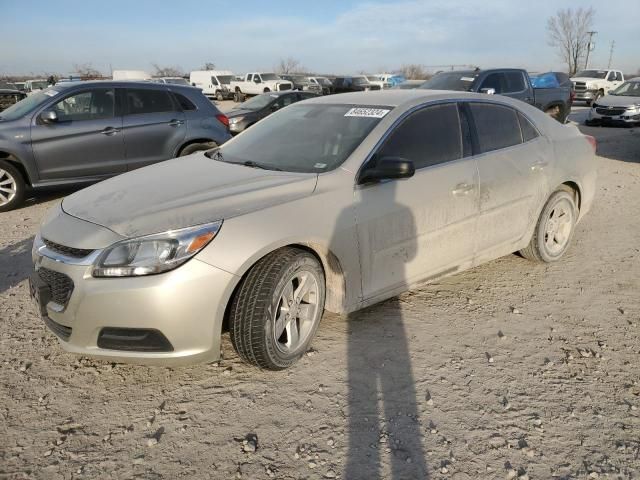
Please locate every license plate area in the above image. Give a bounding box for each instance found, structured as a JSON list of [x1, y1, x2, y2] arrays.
[[29, 272, 51, 317]]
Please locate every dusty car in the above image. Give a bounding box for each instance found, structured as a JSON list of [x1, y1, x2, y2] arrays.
[[31, 90, 597, 370], [0, 81, 231, 211], [585, 78, 640, 126], [227, 90, 318, 134]]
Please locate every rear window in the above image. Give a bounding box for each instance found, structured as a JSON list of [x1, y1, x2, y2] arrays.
[[469, 103, 522, 153], [126, 88, 175, 115]]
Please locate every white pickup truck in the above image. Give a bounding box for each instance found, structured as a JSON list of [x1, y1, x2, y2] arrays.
[[570, 68, 625, 105], [231, 73, 293, 102]]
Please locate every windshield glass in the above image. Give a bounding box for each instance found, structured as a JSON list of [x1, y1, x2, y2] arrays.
[[30, 80, 49, 90], [317, 77, 331, 86], [421, 72, 478, 91], [0, 82, 17, 90], [261, 73, 279, 81], [217, 75, 233, 85], [218, 104, 388, 173], [611, 81, 640, 97], [575, 70, 607, 79], [164, 78, 189, 85], [239, 93, 277, 111], [0, 89, 56, 121], [353, 77, 369, 85]]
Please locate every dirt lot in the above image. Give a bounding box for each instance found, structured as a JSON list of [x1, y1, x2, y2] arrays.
[[1, 107, 639, 479]]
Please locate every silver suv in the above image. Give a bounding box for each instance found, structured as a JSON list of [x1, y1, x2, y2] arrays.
[[0, 81, 231, 211]]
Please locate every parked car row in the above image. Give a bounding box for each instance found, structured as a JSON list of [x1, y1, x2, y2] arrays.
[[585, 77, 640, 126]]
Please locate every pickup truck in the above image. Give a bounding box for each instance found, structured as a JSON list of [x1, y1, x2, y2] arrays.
[[420, 68, 572, 123], [570, 68, 625, 105], [231, 73, 293, 102]]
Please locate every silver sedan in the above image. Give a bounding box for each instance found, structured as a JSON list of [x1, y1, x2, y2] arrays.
[[31, 90, 598, 369]]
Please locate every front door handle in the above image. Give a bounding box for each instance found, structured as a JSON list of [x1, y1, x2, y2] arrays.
[[100, 127, 120, 136], [530, 161, 548, 172], [168, 119, 184, 127], [452, 182, 475, 196]]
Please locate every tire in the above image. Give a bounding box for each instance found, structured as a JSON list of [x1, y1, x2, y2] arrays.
[[216, 91, 224, 102], [545, 105, 562, 122], [229, 247, 326, 370], [179, 142, 218, 157], [519, 188, 577, 263], [593, 91, 603, 103], [0, 160, 26, 212]]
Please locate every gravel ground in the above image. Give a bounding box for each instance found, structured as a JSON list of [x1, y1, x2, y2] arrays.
[[1, 108, 639, 479]]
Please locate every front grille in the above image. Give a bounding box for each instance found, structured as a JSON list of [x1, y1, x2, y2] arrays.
[[596, 107, 626, 116], [38, 267, 74, 306], [44, 316, 72, 341], [42, 238, 94, 258], [573, 82, 586, 91], [278, 84, 292, 91]]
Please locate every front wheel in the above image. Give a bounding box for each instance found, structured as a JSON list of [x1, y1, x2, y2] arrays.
[[179, 141, 218, 157], [0, 160, 26, 212], [229, 247, 326, 370], [520, 189, 577, 263], [216, 91, 224, 102]]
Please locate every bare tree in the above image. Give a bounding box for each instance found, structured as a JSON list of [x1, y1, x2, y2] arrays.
[[400, 64, 429, 80], [200, 62, 216, 70], [547, 7, 595, 75], [72, 63, 103, 78], [275, 57, 304, 74], [151, 64, 184, 77]]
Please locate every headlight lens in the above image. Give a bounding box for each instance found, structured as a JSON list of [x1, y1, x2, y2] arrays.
[[229, 117, 243, 125], [93, 221, 222, 277]]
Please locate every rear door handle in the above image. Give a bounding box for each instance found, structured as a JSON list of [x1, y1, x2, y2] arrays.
[[452, 182, 475, 196], [530, 161, 548, 172], [100, 127, 120, 136], [168, 119, 184, 127]]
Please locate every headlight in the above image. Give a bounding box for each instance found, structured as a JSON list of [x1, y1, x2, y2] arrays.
[[93, 221, 222, 277], [229, 117, 243, 125]]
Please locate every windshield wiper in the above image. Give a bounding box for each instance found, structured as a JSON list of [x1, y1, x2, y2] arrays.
[[239, 160, 283, 171]]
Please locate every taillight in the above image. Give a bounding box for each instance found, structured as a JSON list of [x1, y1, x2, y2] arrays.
[[570, 90, 576, 103], [216, 114, 229, 129], [585, 135, 596, 152]]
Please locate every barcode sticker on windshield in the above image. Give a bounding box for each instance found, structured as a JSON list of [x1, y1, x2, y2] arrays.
[[344, 107, 390, 118], [43, 89, 59, 97]]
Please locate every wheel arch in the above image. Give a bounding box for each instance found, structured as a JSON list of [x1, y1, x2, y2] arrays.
[[560, 180, 582, 211], [0, 151, 31, 186], [176, 138, 217, 157]]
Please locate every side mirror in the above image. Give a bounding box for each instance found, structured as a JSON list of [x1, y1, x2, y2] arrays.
[[358, 157, 415, 184], [40, 110, 58, 123], [480, 87, 496, 95]]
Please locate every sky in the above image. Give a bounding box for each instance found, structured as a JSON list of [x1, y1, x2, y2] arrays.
[[2, 0, 639, 77]]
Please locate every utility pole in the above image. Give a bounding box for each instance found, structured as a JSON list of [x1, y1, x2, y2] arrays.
[[608, 41, 615, 68], [584, 31, 597, 70]]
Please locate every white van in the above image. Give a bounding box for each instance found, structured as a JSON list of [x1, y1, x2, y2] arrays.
[[112, 70, 152, 81], [189, 70, 235, 100]]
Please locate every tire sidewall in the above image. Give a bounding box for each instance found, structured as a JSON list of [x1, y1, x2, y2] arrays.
[[0, 161, 26, 212], [534, 190, 577, 262], [263, 254, 325, 368]]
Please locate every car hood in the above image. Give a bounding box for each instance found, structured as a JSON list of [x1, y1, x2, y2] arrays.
[[596, 95, 640, 107], [62, 153, 318, 239], [571, 77, 606, 84]]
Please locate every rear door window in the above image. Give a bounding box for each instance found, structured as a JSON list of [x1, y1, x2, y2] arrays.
[[377, 103, 462, 169], [174, 93, 197, 111], [504, 72, 526, 92], [126, 88, 175, 115], [469, 103, 522, 153], [517, 112, 539, 143]]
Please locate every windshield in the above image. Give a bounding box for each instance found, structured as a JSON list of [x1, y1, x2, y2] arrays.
[[575, 70, 607, 79], [610, 81, 640, 97], [217, 75, 233, 85], [317, 77, 331, 86], [218, 104, 388, 173], [30, 80, 49, 90], [239, 93, 277, 111], [0, 89, 56, 121], [164, 78, 189, 85], [353, 77, 369, 85], [260, 73, 279, 81], [366, 76, 380, 82], [0, 82, 17, 90], [421, 72, 478, 91]]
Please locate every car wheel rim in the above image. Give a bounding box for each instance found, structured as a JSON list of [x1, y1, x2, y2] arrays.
[[543, 198, 574, 255], [273, 270, 320, 355], [0, 168, 17, 206]]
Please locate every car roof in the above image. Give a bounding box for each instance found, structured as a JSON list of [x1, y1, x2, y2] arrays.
[[49, 80, 199, 91]]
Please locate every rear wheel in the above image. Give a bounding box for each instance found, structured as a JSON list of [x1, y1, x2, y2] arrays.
[[520, 189, 577, 263], [0, 160, 26, 212], [179, 141, 217, 157], [216, 91, 224, 102], [229, 247, 326, 370], [545, 105, 562, 122]]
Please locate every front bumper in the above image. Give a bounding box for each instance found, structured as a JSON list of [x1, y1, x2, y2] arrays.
[[229, 119, 248, 134], [575, 89, 597, 101], [32, 239, 238, 365], [588, 107, 640, 124]]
